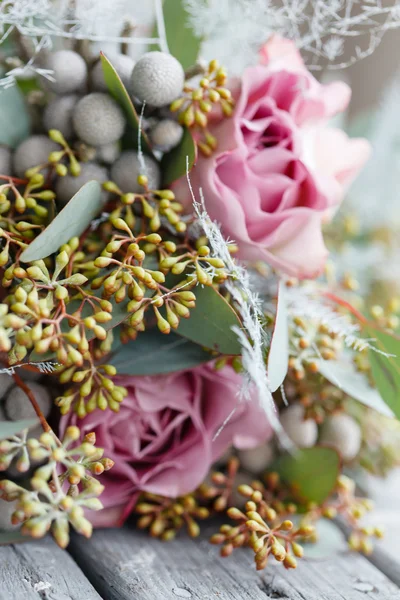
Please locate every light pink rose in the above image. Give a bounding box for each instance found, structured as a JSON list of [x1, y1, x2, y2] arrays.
[[175, 36, 370, 278], [59, 364, 272, 527]]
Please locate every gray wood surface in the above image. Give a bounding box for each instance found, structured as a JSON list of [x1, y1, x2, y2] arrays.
[[0, 536, 102, 600], [68, 522, 400, 600], [336, 514, 400, 590]]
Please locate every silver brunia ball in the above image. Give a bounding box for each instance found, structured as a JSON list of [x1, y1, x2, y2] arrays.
[[110, 151, 161, 193], [13, 135, 59, 178], [129, 51, 185, 108], [42, 50, 88, 95], [43, 94, 80, 140], [73, 93, 126, 146]]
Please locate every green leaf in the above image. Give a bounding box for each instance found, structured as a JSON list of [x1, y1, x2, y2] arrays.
[[110, 328, 212, 375], [317, 354, 394, 418], [161, 127, 197, 187], [171, 285, 242, 355], [161, 0, 202, 69], [273, 447, 340, 505], [366, 327, 400, 419], [20, 181, 104, 263], [0, 79, 30, 148], [0, 419, 38, 440], [100, 52, 152, 154], [267, 280, 288, 392]]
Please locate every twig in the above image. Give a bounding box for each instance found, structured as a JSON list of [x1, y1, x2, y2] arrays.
[[12, 371, 51, 433]]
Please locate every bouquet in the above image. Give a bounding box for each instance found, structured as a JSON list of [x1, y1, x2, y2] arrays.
[[0, 0, 399, 571]]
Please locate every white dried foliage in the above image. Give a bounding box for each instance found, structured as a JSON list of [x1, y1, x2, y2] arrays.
[[286, 284, 393, 356], [186, 158, 283, 434], [0, 0, 168, 86], [1, 0, 399, 85], [0, 361, 59, 376], [184, 0, 400, 74]]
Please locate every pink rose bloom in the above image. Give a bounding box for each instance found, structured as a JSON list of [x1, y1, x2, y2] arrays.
[[175, 36, 370, 278], [59, 364, 272, 527]]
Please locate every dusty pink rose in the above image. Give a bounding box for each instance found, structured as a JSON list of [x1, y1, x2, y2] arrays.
[[59, 364, 272, 527], [175, 35, 370, 278]]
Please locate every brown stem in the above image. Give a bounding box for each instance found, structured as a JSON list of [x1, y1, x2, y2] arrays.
[[120, 19, 136, 55], [184, 62, 207, 80], [12, 372, 51, 433]]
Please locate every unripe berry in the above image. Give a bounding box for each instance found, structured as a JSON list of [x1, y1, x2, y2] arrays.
[[43, 94, 80, 140], [42, 50, 88, 95], [73, 93, 126, 146], [91, 53, 135, 92], [55, 162, 108, 206], [280, 404, 318, 448], [110, 151, 160, 193], [13, 135, 59, 178], [4, 382, 52, 421], [149, 119, 183, 151], [129, 51, 184, 107], [319, 413, 362, 461]]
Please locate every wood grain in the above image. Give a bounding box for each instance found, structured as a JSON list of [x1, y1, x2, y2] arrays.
[[0, 536, 102, 600], [68, 521, 400, 600]]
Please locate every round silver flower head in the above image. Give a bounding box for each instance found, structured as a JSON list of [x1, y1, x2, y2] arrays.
[[42, 50, 88, 95], [149, 119, 183, 151], [13, 135, 59, 178], [110, 150, 161, 193], [43, 94, 80, 140], [129, 51, 185, 108], [73, 93, 126, 146]]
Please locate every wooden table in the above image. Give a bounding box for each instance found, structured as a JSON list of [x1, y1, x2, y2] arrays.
[[1, 518, 400, 600]]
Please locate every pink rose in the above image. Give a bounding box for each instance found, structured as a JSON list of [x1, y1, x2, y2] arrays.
[[175, 36, 370, 278], [59, 364, 272, 527]]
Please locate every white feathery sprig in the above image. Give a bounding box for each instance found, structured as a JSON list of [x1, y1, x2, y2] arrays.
[[0, 35, 54, 89], [0, 360, 59, 376], [286, 285, 394, 356], [186, 158, 283, 433], [184, 0, 400, 74], [0, 1, 169, 87]]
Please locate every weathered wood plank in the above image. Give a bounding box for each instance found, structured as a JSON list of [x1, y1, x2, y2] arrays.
[[0, 536, 102, 600], [336, 510, 400, 589], [68, 522, 400, 600]]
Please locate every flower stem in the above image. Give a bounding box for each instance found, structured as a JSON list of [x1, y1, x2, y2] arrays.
[[12, 372, 52, 433]]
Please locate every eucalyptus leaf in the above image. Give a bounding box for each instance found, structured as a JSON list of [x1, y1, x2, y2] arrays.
[[100, 53, 152, 154], [0, 80, 30, 148], [267, 280, 288, 393], [161, 0, 202, 69], [161, 127, 197, 187], [20, 181, 103, 262], [366, 327, 400, 419], [0, 419, 38, 440], [171, 285, 242, 355], [110, 328, 212, 375], [317, 355, 394, 418], [273, 447, 340, 505]]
